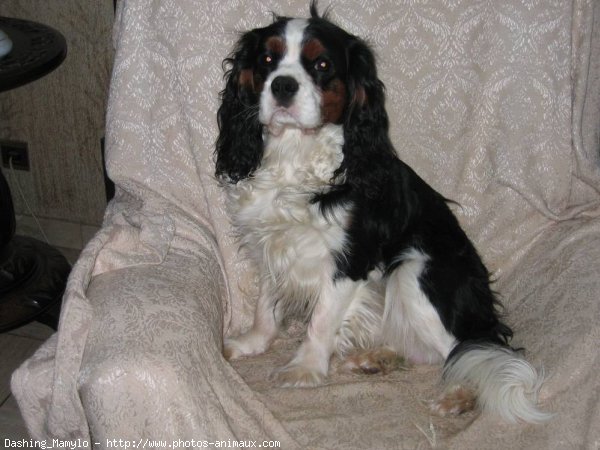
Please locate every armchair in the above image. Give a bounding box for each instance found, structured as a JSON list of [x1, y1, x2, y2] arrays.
[[12, 1, 600, 448]]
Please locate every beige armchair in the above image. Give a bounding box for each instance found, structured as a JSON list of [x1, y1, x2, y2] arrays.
[[12, 1, 600, 448]]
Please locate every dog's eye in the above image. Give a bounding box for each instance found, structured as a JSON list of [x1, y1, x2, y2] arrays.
[[260, 54, 274, 66], [314, 58, 330, 72], [315, 58, 331, 72]]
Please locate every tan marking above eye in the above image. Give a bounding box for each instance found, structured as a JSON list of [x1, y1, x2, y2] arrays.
[[302, 38, 326, 61], [265, 36, 285, 56]]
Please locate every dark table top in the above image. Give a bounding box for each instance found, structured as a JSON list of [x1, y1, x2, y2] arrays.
[[0, 16, 67, 92]]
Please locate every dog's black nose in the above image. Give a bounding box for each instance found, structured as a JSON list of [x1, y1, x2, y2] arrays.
[[271, 76, 299, 105]]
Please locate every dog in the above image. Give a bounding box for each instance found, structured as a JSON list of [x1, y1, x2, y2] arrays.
[[215, 2, 550, 423]]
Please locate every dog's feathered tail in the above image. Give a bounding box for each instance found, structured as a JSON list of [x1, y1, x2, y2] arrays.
[[443, 342, 553, 423]]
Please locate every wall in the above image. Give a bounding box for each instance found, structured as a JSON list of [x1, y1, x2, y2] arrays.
[[0, 1, 114, 248]]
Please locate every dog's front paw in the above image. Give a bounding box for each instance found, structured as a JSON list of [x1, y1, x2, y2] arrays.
[[272, 364, 326, 388], [223, 338, 245, 361], [223, 332, 271, 361]]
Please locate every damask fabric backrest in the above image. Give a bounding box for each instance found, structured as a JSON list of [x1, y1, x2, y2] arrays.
[[106, 1, 600, 334]]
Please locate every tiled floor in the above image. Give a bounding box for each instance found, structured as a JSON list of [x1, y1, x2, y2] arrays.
[[0, 246, 80, 439], [0, 321, 54, 439]]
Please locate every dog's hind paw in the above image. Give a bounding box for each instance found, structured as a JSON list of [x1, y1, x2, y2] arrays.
[[428, 385, 477, 417]]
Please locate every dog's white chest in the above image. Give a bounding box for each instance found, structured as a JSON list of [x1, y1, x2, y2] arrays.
[[227, 126, 347, 303]]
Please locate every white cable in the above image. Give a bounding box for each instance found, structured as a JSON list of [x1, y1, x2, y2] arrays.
[[6, 156, 50, 244]]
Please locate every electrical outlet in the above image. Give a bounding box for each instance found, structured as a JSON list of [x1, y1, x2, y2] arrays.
[[1, 140, 29, 171]]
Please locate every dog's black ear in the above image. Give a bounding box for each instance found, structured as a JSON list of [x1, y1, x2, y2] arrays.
[[338, 38, 396, 184], [215, 31, 264, 183]]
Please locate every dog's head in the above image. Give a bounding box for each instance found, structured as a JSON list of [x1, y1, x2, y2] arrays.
[[215, 2, 390, 183]]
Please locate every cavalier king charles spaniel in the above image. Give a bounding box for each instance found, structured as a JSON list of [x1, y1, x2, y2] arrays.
[[215, 2, 550, 423]]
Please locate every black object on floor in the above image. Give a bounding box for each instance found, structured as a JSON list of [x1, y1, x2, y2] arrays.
[[0, 235, 70, 332], [0, 16, 70, 332], [0, 170, 71, 332]]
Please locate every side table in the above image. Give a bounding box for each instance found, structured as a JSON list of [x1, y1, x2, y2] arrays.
[[0, 16, 70, 332]]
